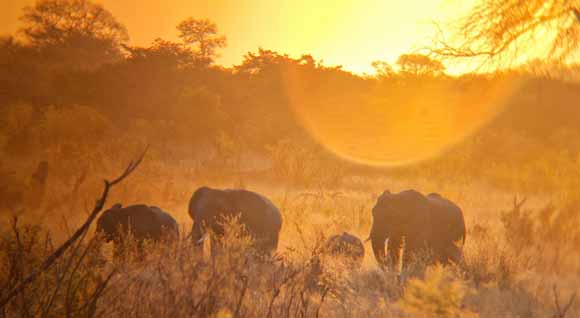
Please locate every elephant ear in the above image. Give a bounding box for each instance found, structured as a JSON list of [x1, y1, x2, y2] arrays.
[[377, 190, 392, 202]]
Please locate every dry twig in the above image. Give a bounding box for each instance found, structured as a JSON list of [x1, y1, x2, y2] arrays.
[[0, 147, 148, 309]]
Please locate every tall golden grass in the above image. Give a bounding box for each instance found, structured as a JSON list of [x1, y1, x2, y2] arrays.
[[2, 153, 580, 317]]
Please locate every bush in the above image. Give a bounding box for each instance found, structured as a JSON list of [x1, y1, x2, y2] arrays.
[[398, 265, 475, 318]]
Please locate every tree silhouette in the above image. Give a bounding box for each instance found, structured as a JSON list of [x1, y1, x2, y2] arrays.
[[19, 0, 128, 68], [371, 60, 396, 79], [431, 0, 580, 67], [177, 18, 226, 65], [124, 38, 194, 67], [396, 53, 445, 76]]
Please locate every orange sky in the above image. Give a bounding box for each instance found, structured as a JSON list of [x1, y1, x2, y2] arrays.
[[1, 0, 473, 74]]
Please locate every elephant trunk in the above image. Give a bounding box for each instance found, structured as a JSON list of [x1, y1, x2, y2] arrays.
[[189, 222, 207, 258], [370, 222, 388, 268], [371, 235, 387, 268], [190, 223, 205, 245]]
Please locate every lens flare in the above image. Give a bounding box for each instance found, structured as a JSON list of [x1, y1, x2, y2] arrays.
[[285, 72, 522, 166]]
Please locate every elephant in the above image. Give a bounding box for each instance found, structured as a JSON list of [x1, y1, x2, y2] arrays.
[[96, 203, 179, 256], [323, 232, 365, 267], [307, 232, 365, 288], [369, 189, 465, 269], [188, 187, 283, 256]]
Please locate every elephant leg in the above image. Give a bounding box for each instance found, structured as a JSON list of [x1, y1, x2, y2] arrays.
[[405, 240, 432, 266], [440, 244, 462, 265], [256, 234, 278, 255], [388, 237, 402, 270], [135, 239, 146, 261], [267, 234, 279, 254], [402, 239, 419, 266], [113, 239, 129, 263], [402, 246, 419, 266], [113, 243, 123, 261], [210, 236, 225, 258]]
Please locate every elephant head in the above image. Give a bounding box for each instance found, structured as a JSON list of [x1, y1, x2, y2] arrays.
[[188, 187, 233, 247], [96, 203, 125, 242], [369, 190, 430, 268]]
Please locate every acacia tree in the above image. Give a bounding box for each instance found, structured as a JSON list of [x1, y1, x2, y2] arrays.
[[396, 53, 445, 76], [177, 18, 226, 65], [431, 0, 580, 68], [19, 0, 128, 68]]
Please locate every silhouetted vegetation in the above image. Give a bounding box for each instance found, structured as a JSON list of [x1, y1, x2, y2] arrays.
[[2, 1, 580, 194], [2, 0, 580, 317]]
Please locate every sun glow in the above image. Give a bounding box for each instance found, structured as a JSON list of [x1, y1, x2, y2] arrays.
[[285, 73, 522, 166], [2, 0, 474, 73]]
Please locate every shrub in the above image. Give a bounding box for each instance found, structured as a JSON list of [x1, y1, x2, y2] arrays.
[[398, 264, 476, 318]]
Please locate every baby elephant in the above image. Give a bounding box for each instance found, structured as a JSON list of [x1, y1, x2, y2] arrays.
[[323, 232, 365, 268], [308, 232, 365, 288], [96, 203, 179, 256]]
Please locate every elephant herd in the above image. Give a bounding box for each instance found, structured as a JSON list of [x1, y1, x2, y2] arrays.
[[96, 187, 466, 269]]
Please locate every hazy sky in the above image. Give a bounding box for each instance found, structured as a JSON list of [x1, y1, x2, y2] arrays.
[[1, 0, 473, 73]]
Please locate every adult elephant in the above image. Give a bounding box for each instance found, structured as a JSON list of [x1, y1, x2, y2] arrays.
[[369, 190, 465, 269], [188, 187, 283, 255], [96, 203, 179, 255]]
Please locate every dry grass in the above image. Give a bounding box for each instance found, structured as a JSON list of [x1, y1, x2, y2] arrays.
[[2, 160, 580, 318]]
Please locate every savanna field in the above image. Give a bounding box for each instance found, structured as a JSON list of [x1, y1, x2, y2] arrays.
[[3, 0, 580, 317]]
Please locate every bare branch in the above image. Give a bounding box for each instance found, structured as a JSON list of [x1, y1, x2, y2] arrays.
[[553, 285, 577, 318], [86, 268, 118, 318], [108, 145, 149, 186], [430, 0, 580, 69], [513, 195, 527, 211], [0, 147, 148, 309]]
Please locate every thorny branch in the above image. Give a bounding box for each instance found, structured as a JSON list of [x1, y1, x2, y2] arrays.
[[0, 146, 148, 309], [553, 285, 577, 318]]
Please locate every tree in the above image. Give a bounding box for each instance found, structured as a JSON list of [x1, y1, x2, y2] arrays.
[[431, 0, 580, 68], [177, 18, 226, 65], [19, 0, 128, 68], [124, 38, 194, 67], [235, 48, 291, 74], [396, 53, 445, 76], [20, 0, 128, 46], [371, 60, 396, 79]]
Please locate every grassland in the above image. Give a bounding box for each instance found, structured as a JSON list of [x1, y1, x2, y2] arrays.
[[2, 155, 579, 318]]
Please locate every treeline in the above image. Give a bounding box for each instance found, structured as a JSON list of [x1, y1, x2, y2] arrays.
[[3, 0, 580, 193]]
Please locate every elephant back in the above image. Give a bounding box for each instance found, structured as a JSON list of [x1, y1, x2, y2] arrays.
[[373, 189, 432, 233], [375, 189, 430, 214], [149, 206, 179, 239], [225, 189, 282, 236], [119, 205, 164, 240], [325, 232, 365, 261]]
